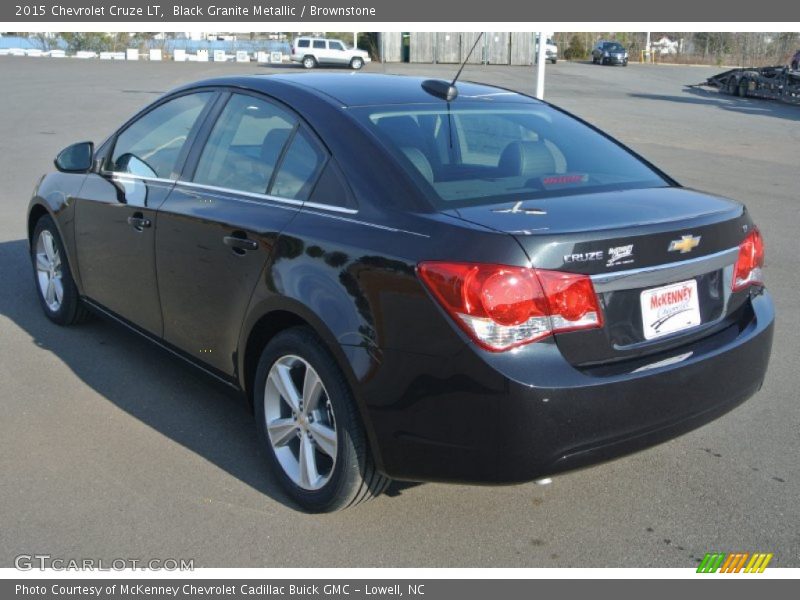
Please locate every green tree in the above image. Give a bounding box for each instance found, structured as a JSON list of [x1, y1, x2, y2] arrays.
[[60, 32, 113, 53]]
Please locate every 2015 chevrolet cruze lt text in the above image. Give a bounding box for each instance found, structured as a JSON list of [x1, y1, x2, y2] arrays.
[[27, 74, 774, 512]]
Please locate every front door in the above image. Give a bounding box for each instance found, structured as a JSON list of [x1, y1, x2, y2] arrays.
[[74, 91, 214, 335]]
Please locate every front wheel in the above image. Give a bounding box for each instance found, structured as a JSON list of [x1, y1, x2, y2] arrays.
[[30, 214, 90, 325], [302, 56, 316, 69], [350, 57, 364, 70], [254, 327, 390, 512]]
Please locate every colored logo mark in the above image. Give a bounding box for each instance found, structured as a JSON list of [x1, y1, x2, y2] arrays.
[[697, 552, 773, 573]]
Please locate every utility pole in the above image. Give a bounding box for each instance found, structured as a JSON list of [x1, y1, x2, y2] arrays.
[[535, 31, 547, 99]]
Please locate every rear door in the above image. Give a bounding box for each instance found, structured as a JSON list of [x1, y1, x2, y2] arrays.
[[74, 91, 214, 335], [312, 39, 330, 64], [155, 91, 328, 375]]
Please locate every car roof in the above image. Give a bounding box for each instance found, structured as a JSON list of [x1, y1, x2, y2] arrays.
[[178, 73, 541, 108]]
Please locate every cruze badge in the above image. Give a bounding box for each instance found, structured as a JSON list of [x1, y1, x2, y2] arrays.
[[668, 235, 702, 254], [606, 244, 634, 267], [564, 251, 604, 263]]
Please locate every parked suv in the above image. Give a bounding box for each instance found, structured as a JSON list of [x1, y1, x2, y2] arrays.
[[291, 37, 371, 70], [535, 35, 558, 64], [592, 41, 629, 66]]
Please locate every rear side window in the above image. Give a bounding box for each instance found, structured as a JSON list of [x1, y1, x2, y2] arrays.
[[297, 39, 310, 48], [271, 129, 326, 201], [313, 40, 326, 49], [110, 92, 211, 179], [192, 94, 296, 195]]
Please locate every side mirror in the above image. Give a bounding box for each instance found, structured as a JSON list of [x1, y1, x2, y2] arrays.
[[55, 141, 94, 173]]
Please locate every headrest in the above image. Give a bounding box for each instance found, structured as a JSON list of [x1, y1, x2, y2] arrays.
[[498, 141, 556, 177]]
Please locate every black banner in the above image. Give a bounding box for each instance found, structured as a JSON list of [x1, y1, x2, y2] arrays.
[[4, 580, 798, 600], [1, 0, 793, 22]]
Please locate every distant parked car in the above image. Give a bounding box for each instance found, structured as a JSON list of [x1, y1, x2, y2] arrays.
[[592, 41, 629, 66], [290, 37, 371, 70], [535, 35, 559, 64]]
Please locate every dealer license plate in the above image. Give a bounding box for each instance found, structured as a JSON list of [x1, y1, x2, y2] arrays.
[[640, 279, 701, 340]]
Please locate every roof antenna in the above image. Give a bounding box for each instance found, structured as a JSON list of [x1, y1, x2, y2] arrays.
[[422, 32, 485, 101]]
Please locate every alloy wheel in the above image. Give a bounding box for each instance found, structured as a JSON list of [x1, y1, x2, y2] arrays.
[[35, 230, 63, 312], [263, 355, 338, 490]]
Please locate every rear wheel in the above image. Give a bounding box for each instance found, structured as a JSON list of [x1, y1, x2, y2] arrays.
[[350, 57, 364, 70], [254, 327, 389, 512], [31, 215, 90, 325], [302, 55, 316, 69], [738, 79, 749, 97]]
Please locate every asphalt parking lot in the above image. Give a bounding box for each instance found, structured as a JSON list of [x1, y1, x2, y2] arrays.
[[0, 56, 797, 568]]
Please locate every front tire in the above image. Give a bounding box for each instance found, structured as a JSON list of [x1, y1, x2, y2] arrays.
[[254, 327, 389, 512], [30, 214, 90, 325], [350, 57, 364, 70]]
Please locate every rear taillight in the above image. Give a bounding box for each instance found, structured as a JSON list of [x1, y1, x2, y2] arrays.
[[733, 229, 765, 292], [418, 262, 603, 351]]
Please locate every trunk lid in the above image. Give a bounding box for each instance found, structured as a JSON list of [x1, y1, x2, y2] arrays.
[[444, 187, 752, 365]]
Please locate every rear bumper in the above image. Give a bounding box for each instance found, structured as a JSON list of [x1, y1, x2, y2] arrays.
[[363, 292, 774, 483]]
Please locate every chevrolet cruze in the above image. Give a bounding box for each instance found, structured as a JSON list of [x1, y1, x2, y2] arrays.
[[27, 74, 774, 512]]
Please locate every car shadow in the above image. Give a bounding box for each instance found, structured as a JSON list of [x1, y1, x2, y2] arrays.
[[0, 237, 304, 511], [629, 86, 800, 122]]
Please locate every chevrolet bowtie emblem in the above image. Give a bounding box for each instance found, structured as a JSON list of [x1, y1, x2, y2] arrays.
[[668, 235, 701, 253]]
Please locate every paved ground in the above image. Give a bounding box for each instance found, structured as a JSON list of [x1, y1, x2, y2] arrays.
[[0, 57, 797, 568]]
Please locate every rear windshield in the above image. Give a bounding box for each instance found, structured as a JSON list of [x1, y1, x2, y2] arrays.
[[351, 103, 668, 209]]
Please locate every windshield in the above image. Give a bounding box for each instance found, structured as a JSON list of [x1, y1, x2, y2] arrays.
[[352, 103, 669, 209], [604, 43, 625, 52]]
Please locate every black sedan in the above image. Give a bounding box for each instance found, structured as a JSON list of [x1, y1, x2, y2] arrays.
[[27, 74, 773, 512], [592, 41, 629, 66]]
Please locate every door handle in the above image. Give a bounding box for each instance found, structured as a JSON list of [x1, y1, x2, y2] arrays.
[[127, 213, 151, 231], [223, 235, 258, 253]]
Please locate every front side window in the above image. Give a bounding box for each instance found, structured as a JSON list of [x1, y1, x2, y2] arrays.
[[110, 92, 212, 179], [193, 94, 296, 195], [354, 104, 668, 208], [329, 41, 345, 51]]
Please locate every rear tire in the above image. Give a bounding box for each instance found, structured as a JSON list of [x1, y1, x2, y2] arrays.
[[350, 57, 364, 70], [302, 56, 316, 69], [30, 214, 90, 326], [738, 79, 749, 97], [254, 327, 390, 512]]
